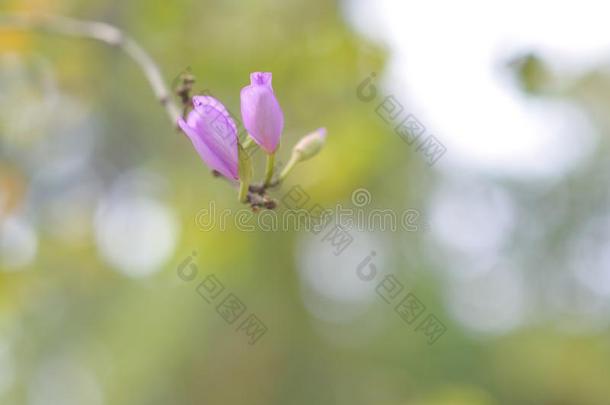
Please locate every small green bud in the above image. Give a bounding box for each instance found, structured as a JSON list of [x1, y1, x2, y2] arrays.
[[279, 128, 327, 182], [293, 127, 327, 162]]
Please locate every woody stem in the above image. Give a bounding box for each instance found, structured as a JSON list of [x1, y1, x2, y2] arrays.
[[0, 13, 181, 125]]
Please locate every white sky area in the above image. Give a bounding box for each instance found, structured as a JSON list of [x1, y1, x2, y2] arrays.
[[344, 0, 604, 178]]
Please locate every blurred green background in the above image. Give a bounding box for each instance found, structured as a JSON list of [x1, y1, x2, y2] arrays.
[[2, 0, 610, 404]]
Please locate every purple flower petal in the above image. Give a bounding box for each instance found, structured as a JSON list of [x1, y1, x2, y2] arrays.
[[240, 72, 284, 154], [178, 97, 239, 180], [193, 95, 238, 135], [250, 72, 273, 87]]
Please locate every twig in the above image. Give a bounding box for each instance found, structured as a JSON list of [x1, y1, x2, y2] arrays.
[[212, 170, 279, 210], [0, 13, 181, 125]]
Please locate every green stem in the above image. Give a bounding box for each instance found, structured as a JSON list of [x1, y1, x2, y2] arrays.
[[242, 136, 254, 149], [238, 180, 249, 203], [278, 153, 300, 182], [264, 152, 276, 187]]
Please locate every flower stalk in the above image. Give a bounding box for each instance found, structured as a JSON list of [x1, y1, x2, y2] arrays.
[[238, 181, 249, 203], [0, 13, 181, 124], [264, 152, 276, 187], [242, 136, 254, 149], [279, 154, 299, 182], [237, 143, 253, 203]]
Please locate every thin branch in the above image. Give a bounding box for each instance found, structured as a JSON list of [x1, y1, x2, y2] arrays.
[[0, 13, 181, 125], [211, 170, 279, 210]]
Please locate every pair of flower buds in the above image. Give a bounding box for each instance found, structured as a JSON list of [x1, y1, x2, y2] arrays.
[[178, 72, 326, 202]]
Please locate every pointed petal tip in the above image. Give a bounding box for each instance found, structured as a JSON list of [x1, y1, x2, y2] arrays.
[[250, 72, 273, 86], [316, 127, 327, 139]]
